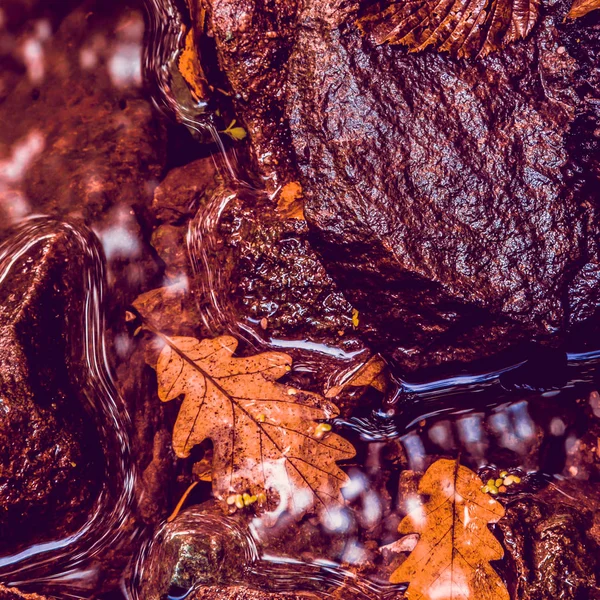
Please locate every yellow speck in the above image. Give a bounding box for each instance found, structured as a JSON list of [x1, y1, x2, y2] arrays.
[[512, 475, 521, 484], [352, 308, 360, 327], [487, 479, 495, 487], [503, 475, 514, 486], [481, 485, 490, 493], [495, 478, 503, 487], [260, 317, 268, 330], [489, 487, 499, 495], [498, 485, 507, 493], [257, 413, 266, 423], [243, 493, 257, 506], [226, 495, 236, 505], [500, 470, 508, 478], [257, 492, 267, 504], [287, 388, 297, 395], [234, 494, 245, 509], [70, 462, 77, 467], [314, 423, 332, 439]]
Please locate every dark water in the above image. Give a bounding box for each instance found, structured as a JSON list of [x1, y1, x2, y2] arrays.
[[0, 1, 598, 599]]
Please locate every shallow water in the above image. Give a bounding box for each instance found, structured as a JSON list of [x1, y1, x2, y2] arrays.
[[0, 1, 599, 599]]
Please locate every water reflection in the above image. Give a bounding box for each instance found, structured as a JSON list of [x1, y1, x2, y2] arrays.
[[0, 218, 135, 594]]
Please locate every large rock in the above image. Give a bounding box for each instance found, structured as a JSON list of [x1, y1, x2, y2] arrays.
[[0, 220, 102, 552], [203, 0, 600, 375]]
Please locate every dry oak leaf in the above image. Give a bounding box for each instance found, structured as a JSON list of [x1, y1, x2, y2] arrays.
[[391, 458, 509, 600], [153, 335, 356, 518], [357, 0, 540, 59], [567, 0, 600, 18]]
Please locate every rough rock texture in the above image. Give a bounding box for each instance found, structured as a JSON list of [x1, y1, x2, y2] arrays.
[[0, 585, 49, 600], [218, 193, 357, 343], [499, 497, 600, 599], [0, 224, 101, 552], [204, 0, 600, 375]]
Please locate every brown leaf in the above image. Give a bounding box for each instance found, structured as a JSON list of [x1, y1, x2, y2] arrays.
[[178, 29, 210, 101], [391, 458, 509, 600], [277, 182, 305, 220], [152, 335, 356, 519], [325, 354, 388, 398], [567, 0, 600, 18], [357, 0, 540, 59]]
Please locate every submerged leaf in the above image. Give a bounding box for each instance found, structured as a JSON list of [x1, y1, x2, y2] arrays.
[[152, 335, 355, 519], [357, 0, 540, 58], [277, 181, 305, 220], [325, 354, 388, 398], [567, 0, 600, 18], [391, 458, 509, 600]]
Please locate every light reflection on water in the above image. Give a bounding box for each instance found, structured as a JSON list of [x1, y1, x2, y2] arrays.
[[0, 218, 136, 595]]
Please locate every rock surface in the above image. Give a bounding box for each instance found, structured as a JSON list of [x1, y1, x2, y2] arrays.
[[0, 223, 101, 552], [499, 496, 600, 599], [204, 0, 600, 375]]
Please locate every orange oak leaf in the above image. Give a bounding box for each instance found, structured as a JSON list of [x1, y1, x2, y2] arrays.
[[391, 458, 509, 600], [567, 0, 600, 18], [357, 0, 540, 59], [152, 335, 356, 520]]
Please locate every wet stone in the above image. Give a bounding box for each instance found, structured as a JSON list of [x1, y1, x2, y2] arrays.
[[204, 0, 600, 376], [499, 497, 600, 599], [0, 222, 102, 552]]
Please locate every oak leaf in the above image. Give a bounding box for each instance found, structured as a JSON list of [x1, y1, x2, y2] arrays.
[[357, 0, 540, 59], [391, 458, 509, 600], [152, 335, 355, 519], [567, 0, 600, 18], [325, 354, 388, 398]]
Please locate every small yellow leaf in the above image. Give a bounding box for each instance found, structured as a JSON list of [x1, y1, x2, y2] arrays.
[[225, 126, 247, 140], [391, 458, 509, 600]]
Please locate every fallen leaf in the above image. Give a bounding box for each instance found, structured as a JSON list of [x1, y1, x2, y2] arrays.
[[326, 354, 387, 398], [178, 29, 210, 101], [152, 334, 355, 519], [567, 0, 600, 18], [357, 0, 540, 59], [222, 119, 247, 141], [391, 458, 509, 600], [277, 182, 305, 220]]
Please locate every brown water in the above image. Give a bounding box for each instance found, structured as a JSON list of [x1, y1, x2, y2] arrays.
[[0, 1, 598, 599]]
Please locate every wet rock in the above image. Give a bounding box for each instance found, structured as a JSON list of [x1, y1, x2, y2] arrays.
[[190, 588, 304, 600], [0, 222, 102, 552], [152, 157, 218, 226], [499, 497, 600, 599], [218, 193, 357, 344], [204, 0, 600, 375], [0, 584, 48, 600]]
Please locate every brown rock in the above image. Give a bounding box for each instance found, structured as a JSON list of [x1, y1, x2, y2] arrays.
[[0, 220, 102, 552]]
